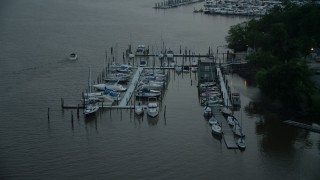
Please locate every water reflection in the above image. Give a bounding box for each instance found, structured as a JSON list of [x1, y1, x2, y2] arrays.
[[147, 115, 159, 126]]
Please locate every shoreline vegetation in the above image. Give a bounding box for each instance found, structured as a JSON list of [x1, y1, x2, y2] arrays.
[[225, 1, 320, 122]]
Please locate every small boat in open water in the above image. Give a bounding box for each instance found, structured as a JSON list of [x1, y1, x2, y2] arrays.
[[68, 53, 78, 61]]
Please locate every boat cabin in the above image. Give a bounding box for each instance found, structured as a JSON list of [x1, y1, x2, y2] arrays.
[[231, 93, 241, 106]]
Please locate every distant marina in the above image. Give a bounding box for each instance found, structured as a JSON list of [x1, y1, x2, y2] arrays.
[[153, 0, 204, 9], [154, 0, 308, 17]]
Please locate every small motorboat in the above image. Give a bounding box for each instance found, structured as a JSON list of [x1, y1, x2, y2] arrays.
[[166, 49, 174, 59], [208, 116, 218, 125], [211, 120, 222, 136], [134, 102, 144, 116], [227, 115, 236, 126], [68, 53, 78, 61], [147, 102, 159, 118], [203, 106, 213, 118]]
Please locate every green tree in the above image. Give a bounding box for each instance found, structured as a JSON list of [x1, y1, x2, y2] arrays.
[[226, 2, 319, 112]]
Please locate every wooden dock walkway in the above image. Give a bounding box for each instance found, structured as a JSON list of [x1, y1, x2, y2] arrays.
[[217, 67, 232, 107], [212, 107, 238, 149], [118, 67, 144, 107], [283, 120, 320, 133]]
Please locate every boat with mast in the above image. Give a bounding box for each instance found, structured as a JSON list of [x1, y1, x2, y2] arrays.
[[83, 66, 99, 116]]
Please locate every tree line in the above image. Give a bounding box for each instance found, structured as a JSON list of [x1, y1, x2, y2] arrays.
[[225, 1, 320, 115]]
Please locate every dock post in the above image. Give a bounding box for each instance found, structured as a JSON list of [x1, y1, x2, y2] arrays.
[[61, 98, 64, 108], [71, 111, 74, 129], [47, 107, 50, 121], [77, 104, 79, 118]]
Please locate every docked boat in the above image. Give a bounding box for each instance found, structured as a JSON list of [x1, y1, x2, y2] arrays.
[[105, 73, 131, 83], [68, 53, 78, 61], [183, 66, 190, 73], [227, 115, 236, 126], [92, 82, 127, 92], [84, 66, 99, 116], [208, 116, 218, 125], [233, 120, 245, 137], [147, 102, 159, 118], [134, 102, 144, 116], [135, 87, 161, 98], [84, 100, 99, 116], [191, 66, 197, 73], [211, 120, 222, 136], [175, 65, 182, 73], [166, 49, 174, 59], [203, 106, 213, 118], [103, 88, 121, 101], [135, 45, 146, 55], [237, 137, 246, 149], [139, 59, 148, 67]]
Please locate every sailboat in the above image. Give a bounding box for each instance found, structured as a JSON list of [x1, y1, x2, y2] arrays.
[[237, 137, 246, 149], [84, 66, 99, 116]]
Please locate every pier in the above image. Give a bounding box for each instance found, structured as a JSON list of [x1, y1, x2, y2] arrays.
[[212, 107, 238, 149], [283, 120, 320, 133], [217, 67, 232, 107], [118, 67, 144, 107]]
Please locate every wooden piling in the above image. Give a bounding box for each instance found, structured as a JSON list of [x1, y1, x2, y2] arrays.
[[61, 98, 64, 108], [47, 107, 50, 121]]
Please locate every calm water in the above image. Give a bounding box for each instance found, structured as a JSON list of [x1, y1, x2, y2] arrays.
[[0, 0, 319, 179]]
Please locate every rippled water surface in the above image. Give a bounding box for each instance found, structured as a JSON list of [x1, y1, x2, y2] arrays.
[[0, 0, 319, 179]]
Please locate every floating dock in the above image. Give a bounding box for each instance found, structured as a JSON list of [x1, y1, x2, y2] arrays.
[[212, 107, 238, 149], [217, 67, 232, 107], [118, 67, 144, 107], [283, 120, 320, 133]]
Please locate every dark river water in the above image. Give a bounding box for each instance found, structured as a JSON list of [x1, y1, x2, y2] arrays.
[[0, 0, 319, 179]]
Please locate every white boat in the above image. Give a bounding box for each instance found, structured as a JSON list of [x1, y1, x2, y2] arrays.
[[135, 87, 161, 98], [68, 53, 78, 61], [83, 101, 99, 115], [82, 92, 114, 105], [158, 52, 164, 59], [211, 120, 222, 136], [147, 102, 159, 118], [135, 45, 146, 55], [166, 49, 174, 59], [84, 66, 99, 116], [203, 106, 213, 118], [134, 102, 144, 116], [227, 115, 236, 126], [129, 53, 135, 59], [208, 116, 218, 125], [92, 82, 127, 92], [237, 137, 246, 149], [191, 59, 198, 67], [233, 120, 245, 137], [175, 66, 182, 73]]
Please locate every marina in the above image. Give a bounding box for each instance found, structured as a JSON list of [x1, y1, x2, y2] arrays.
[[62, 45, 247, 150], [2, 0, 320, 179]]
